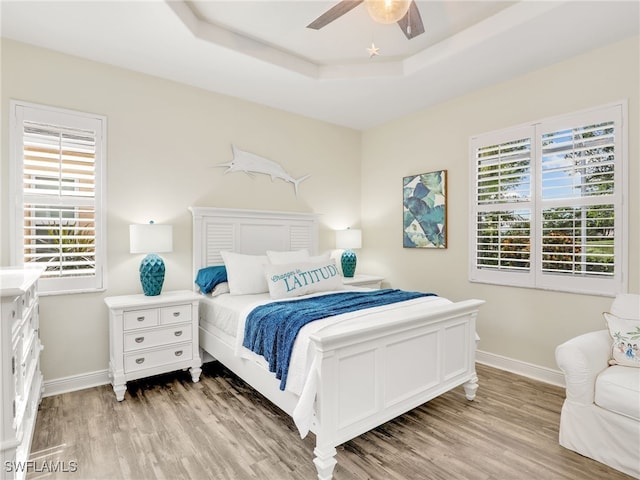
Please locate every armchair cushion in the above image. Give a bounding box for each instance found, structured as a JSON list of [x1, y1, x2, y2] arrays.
[[595, 365, 640, 421], [610, 293, 640, 319]]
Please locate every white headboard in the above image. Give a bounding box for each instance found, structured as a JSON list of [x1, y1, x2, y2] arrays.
[[189, 207, 319, 281]]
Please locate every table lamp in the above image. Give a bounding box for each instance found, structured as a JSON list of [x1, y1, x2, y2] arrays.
[[130, 221, 173, 296], [336, 228, 362, 278]]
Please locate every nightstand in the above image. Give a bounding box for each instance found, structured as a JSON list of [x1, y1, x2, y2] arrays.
[[104, 290, 202, 401], [342, 274, 384, 289]]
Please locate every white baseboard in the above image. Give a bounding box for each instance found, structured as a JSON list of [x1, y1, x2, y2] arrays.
[[43, 369, 110, 397], [476, 349, 565, 387], [41, 352, 565, 398]]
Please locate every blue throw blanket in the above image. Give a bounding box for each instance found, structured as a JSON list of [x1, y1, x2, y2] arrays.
[[243, 289, 435, 390]]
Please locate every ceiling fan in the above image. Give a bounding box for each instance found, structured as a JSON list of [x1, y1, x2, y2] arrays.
[[307, 0, 425, 40]]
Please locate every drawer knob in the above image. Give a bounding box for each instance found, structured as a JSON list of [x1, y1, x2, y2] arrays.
[[135, 337, 144, 343], [12, 310, 16, 319], [174, 331, 183, 337], [135, 358, 145, 364], [137, 316, 145, 322], [173, 312, 180, 317], [174, 350, 183, 357]]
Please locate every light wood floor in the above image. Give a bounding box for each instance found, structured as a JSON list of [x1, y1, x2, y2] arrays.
[[28, 362, 634, 480]]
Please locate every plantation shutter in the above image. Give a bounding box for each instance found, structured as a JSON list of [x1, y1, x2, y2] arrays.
[[470, 103, 626, 296], [470, 127, 536, 288], [12, 102, 106, 294], [536, 106, 623, 294]]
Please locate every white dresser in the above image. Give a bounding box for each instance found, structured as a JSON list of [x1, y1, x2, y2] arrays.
[[1, 266, 44, 480], [105, 290, 202, 401]]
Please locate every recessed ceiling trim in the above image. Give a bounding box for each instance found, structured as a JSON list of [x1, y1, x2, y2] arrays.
[[319, 61, 405, 79], [168, 0, 319, 78], [168, 1, 563, 81], [168, 0, 414, 80]]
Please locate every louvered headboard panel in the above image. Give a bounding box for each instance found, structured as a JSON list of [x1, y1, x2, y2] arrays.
[[189, 207, 319, 285]]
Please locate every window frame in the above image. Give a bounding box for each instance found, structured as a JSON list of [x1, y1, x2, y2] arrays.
[[469, 102, 628, 296], [9, 100, 107, 295]]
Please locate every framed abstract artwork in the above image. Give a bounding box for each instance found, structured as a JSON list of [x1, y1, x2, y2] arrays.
[[403, 170, 447, 248]]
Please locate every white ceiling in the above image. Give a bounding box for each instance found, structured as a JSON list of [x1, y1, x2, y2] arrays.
[[1, 1, 638, 130]]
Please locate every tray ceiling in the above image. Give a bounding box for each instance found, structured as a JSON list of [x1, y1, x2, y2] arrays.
[[1, 1, 638, 130]]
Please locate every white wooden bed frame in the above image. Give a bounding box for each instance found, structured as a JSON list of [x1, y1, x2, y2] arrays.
[[190, 206, 484, 480]]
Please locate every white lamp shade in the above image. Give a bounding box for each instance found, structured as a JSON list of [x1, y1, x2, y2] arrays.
[[336, 228, 362, 250], [130, 223, 173, 254]]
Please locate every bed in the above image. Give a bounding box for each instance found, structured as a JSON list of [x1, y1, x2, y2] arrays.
[[190, 206, 484, 480]]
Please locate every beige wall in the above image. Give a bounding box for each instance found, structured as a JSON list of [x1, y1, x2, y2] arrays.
[[360, 36, 639, 371], [1, 39, 362, 380]]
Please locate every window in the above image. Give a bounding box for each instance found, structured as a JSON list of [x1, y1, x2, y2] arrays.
[[10, 101, 107, 294], [469, 103, 627, 296]]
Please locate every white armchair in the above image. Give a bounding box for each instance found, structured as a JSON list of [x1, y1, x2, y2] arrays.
[[555, 294, 640, 479]]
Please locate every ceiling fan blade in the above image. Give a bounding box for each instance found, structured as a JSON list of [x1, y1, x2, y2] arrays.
[[397, 1, 425, 39], [307, 0, 364, 30]]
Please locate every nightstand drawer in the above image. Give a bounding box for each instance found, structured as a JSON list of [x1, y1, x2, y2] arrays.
[[160, 304, 191, 325], [124, 309, 159, 330], [124, 343, 193, 373], [123, 323, 192, 352]]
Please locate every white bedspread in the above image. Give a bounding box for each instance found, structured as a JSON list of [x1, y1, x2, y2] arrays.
[[228, 291, 452, 437]]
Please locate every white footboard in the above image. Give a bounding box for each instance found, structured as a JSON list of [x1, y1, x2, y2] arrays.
[[309, 299, 484, 480]]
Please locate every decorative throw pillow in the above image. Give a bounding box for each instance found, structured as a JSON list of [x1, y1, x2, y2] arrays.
[[604, 312, 640, 367], [264, 259, 343, 299], [220, 251, 270, 295], [195, 265, 227, 294], [266, 249, 309, 265]]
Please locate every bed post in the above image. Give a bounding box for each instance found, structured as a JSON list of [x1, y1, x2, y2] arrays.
[[313, 445, 337, 480], [311, 342, 339, 480], [463, 372, 479, 400], [463, 331, 481, 400]]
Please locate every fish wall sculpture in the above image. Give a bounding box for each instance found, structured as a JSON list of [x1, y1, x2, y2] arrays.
[[217, 145, 311, 196]]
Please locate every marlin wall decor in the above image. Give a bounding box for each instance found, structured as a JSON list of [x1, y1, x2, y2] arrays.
[[217, 145, 311, 196]]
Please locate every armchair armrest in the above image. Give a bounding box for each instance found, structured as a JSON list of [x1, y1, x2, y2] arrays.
[[555, 330, 611, 405]]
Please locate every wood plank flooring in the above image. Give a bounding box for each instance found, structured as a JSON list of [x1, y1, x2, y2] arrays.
[[28, 363, 634, 480]]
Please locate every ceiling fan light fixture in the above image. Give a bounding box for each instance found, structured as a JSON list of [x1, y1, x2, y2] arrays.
[[365, 0, 412, 24]]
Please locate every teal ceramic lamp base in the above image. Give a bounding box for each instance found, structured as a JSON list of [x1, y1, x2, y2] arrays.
[[140, 253, 165, 296], [341, 249, 357, 278]]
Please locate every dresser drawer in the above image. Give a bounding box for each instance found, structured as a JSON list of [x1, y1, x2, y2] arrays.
[[124, 342, 193, 373], [18, 335, 39, 401], [160, 304, 191, 325], [123, 323, 192, 352], [4, 296, 22, 333], [20, 284, 36, 311], [124, 309, 159, 330]]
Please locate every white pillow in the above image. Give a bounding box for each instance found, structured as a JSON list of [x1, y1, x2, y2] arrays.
[[264, 259, 343, 300], [604, 312, 640, 367], [308, 251, 331, 262], [220, 251, 269, 295], [266, 249, 309, 265], [208, 282, 230, 297]]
